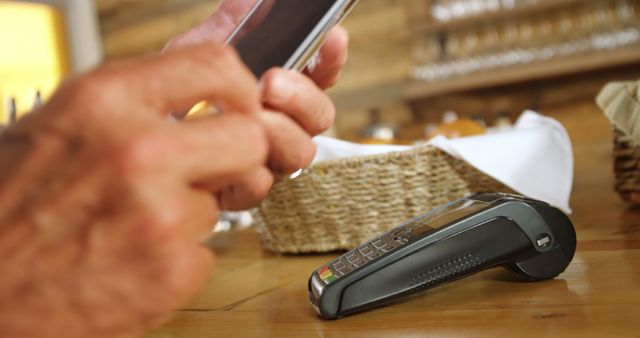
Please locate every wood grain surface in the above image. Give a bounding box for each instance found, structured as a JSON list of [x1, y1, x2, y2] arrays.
[[146, 100, 640, 337]]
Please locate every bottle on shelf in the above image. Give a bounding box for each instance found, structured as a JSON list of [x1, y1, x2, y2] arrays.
[[493, 112, 514, 131], [360, 108, 400, 145], [33, 90, 43, 110], [427, 110, 487, 139], [8, 97, 17, 124]]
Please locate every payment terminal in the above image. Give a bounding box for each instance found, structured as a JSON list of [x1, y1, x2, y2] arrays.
[[309, 193, 576, 319]]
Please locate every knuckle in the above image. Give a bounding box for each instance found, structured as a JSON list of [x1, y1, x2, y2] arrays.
[[221, 174, 272, 211], [262, 112, 315, 172], [231, 115, 268, 164], [163, 249, 215, 307], [323, 75, 341, 89], [67, 70, 123, 111], [299, 141, 317, 168], [282, 139, 316, 172], [262, 68, 285, 86], [111, 133, 163, 180], [205, 44, 241, 68], [295, 76, 336, 135], [262, 68, 292, 103], [150, 203, 187, 230], [329, 27, 349, 65], [247, 173, 274, 202], [138, 202, 187, 241], [333, 25, 349, 44], [311, 100, 336, 135], [210, 43, 234, 57], [193, 198, 218, 235], [248, 186, 271, 204]]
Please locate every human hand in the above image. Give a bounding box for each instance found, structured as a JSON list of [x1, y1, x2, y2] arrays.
[[166, 0, 350, 210], [0, 44, 267, 338], [167, 0, 350, 89]]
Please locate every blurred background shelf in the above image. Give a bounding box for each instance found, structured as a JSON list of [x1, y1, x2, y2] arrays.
[[410, 0, 584, 35], [5, 0, 640, 141], [331, 0, 640, 140], [95, 0, 640, 141], [331, 42, 640, 107], [406, 44, 640, 99]]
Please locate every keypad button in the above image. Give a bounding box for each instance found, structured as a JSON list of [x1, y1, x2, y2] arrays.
[[333, 261, 345, 273], [331, 258, 354, 277], [338, 266, 351, 275], [358, 244, 382, 260], [392, 228, 412, 243], [359, 245, 373, 255], [348, 250, 367, 267], [378, 235, 401, 251], [330, 230, 411, 279], [372, 238, 390, 252]]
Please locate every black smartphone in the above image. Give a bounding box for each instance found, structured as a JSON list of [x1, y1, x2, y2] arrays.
[[226, 0, 359, 77]]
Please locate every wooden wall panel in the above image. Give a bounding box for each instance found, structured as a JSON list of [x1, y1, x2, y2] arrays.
[[96, 0, 413, 105]]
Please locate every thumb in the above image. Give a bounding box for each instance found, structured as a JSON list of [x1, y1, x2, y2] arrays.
[[165, 0, 257, 51]]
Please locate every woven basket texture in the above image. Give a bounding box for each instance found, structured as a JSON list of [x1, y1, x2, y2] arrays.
[[613, 128, 640, 204], [597, 81, 640, 205], [252, 145, 513, 253]]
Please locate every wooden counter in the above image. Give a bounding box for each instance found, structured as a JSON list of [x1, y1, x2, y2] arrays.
[[148, 101, 640, 338]]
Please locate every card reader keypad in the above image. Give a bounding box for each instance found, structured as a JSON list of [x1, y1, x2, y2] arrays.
[[329, 231, 410, 278]]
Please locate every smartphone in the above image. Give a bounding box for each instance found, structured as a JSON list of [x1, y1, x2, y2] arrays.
[[226, 0, 360, 77]]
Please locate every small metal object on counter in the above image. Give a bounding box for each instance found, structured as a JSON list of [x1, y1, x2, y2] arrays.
[[213, 211, 254, 233]]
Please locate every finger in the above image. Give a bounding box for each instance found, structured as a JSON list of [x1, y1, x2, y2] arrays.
[[262, 68, 336, 136], [217, 166, 275, 211], [162, 245, 216, 311], [258, 111, 317, 174], [126, 188, 217, 245], [161, 114, 268, 182], [305, 26, 349, 89], [165, 0, 258, 50], [174, 114, 268, 181], [182, 188, 219, 241], [80, 43, 260, 116]]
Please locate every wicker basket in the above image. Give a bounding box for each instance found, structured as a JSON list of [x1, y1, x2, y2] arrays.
[[252, 145, 513, 253], [597, 81, 640, 205], [612, 128, 640, 203]]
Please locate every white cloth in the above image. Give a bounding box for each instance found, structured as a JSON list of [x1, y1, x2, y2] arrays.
[[313, 111, 573, 214]]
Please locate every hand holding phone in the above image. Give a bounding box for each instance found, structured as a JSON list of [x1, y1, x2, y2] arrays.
[[227, 0, 359, 77], [172, 0, 356, 199]]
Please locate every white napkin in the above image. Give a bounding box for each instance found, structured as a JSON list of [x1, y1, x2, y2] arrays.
[[313, 111, 573, 214]]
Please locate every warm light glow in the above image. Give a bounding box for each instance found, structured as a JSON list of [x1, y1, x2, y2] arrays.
[[0, 1, 69, 122]]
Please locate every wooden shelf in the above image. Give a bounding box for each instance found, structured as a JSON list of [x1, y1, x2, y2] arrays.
[[331, 80, 411, 111], [331, 44, 640, 109], [405, 44, 640, 100], [411, 0, 584, 34]]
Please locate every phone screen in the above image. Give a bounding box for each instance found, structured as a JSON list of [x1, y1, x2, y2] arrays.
[[228, 0, 339, 77]]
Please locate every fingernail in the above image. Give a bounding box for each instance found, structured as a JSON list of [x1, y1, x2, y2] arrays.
[[269, 71, 294, 102]]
